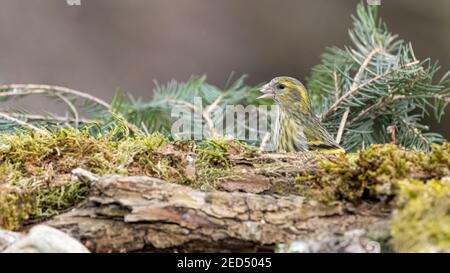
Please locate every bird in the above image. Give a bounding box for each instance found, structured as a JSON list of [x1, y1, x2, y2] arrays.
[[258, 76, 344, 153]]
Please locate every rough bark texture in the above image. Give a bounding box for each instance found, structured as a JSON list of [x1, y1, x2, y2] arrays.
[[44, 169, 390, 253]]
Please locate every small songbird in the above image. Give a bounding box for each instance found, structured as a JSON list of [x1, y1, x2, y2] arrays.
[[258, 76, 344, 153]]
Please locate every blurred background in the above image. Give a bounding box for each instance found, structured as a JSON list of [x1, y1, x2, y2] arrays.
[[0, 0, 449, 137]]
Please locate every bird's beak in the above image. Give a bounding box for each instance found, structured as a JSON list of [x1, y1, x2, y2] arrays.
[[257, 83, 275, 100]]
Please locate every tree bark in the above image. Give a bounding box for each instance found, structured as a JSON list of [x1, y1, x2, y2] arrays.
[[44, 168, 390, 253]]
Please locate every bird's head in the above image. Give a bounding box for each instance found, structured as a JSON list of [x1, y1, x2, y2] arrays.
[[258, 76, 312, 112]]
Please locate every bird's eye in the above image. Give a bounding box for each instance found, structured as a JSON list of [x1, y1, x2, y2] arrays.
[[277, 84, 285, 90]]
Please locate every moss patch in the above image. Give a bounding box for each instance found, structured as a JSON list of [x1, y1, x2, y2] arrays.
[[0, 129, 448, 252], [0, 129, 251, 230], [391, 178, 450, 252], [296, 143, 450, 202], [295, 143, 450, 252]]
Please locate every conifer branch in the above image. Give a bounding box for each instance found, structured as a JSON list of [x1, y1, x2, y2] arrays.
[[0, 84, 140, 134], [0, 84, 111, 109], [334, 46, 384, 143], [6, 113, 95, 124], [54, 93, 80, 128], [309, 2, 448, 151], [0, 112, 48, 134], [323, 60, 419, 121], [166, 97, 220, 138], [333, 70, 341, 101]]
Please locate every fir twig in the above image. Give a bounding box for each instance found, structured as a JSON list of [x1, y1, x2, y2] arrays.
[[6, 113, 96, 124], [0, 84, 140, 134], [308, 2, 449, 151], [322, 60, 419, 121], [166, 97, 220, 138], [0, 84, 111, 108], [54, 93, 80, 128], [335, 46, 384, 143], [0, 112, 48, 134]]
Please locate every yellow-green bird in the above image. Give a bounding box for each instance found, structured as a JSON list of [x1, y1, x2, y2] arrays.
[[258, 76, 344, 153]]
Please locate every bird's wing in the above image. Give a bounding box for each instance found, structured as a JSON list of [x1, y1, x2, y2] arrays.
[[303, 123, 345, 153]]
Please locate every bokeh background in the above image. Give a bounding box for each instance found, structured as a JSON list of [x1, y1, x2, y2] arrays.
[[0, 0, 449, 137]]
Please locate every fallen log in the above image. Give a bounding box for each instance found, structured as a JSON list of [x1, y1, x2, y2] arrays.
[[45, 169, 390, 253]]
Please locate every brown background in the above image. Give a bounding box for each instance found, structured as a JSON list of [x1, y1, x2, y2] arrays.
[[0, 0, 449, 137]]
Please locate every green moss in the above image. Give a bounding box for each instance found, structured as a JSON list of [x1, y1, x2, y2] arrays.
[[0, 129, 251, 230], [295, 144, 448, 203], [295, 143, 450, 252], [0, 187, 32, 230], [196, 139, 232, 167], [295, 152, 363, 202], [189, 138, 253, 189], [28, 179, 88, 218], [1, 128, 448, 252], [425, 142, 450, 177], [391, 178, 450, 252]]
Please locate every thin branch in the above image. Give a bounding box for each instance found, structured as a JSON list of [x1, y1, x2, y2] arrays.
[[350, 94, 405, 123], [204, 95, 224, 117], [204, 95, 224, 138], [0, 112, 48, 134], [166, 99, 218, 138], [0, 84, 140, 134], [352, 47, 384, 89], [140, 122, 150, 136], [7, 113, 96, 124], [259, 132, 272, 152], [335, 109, 349, 144], [432, 94, 450, 103], [334, 47, 384, 143], [387, 125, 397, 144], [400, 117, 430, 147], [333, 60, 420, 144], [166, 99, 195, 111], [333, 70, 340, 101], [54, 93, 80, 128], [0, 84, 111, 109], [322, 59, 419, 121]]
